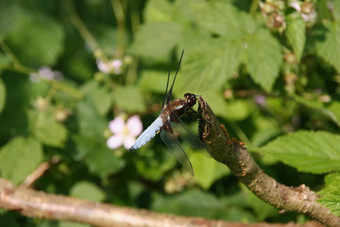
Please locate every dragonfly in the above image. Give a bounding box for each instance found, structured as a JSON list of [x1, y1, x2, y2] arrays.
[[129, 50, 210, 176]]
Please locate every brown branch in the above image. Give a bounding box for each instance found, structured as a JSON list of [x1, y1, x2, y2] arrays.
[[0, 178, 325, 227], [197, 97, 340, 227], [20, 156, 60, 189]]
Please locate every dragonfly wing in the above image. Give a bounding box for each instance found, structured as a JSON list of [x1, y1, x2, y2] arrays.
[[129, 116, 163, 151], [160, 129, 194, 176], [171, 114, 211, 158]]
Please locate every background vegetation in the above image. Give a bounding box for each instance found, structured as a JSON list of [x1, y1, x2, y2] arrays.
[[0, 0, 340, 226]]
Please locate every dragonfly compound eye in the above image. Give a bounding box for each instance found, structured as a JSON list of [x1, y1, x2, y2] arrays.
[[184, 93, 196, 106]]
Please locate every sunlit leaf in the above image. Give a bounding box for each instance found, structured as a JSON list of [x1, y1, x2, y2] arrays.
[[315, 22, 340, 73], [317, 188, 340, 216], [0, 137, 43, 184], [129, 22, 182, 61], [112, 85, 146, 113], [319, 173, 340, 196], [144, 0, 173, 23], [191, 152, 230, 189], [33, 116, 67, 148], [191, 1, 256, 37], [138, 70, 168, 94], [286, 12, 306, 61], [258, 131, 340, 174], [333, 1, 340, 22], [246, 28, 282, 92], [176, 38, 243, 94], [200, 92, 252, 120], [326, 101, 340, 127]]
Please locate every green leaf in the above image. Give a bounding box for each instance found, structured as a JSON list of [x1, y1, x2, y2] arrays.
[[81, 81, 112, 116], [76, 99, 107, 140], [315, 22, 340, 73], [286, 12, 306, 61], [319, 173, 340, 196], [84, 146, 126, 179], [258, 131, 340, 174], [199, 91, 229, 118], [128, 22, 181, 60], [70, 181, 105, 202], [135, 146, 176, 181], [5, 6, 64, 66], [0, 51, 10, 65], [176, 38, 243, 94], [96, 26, 121, 57], [200, 91, 252, 120], [224, 100, 252, 121], [138, 70, 168, 94], [0, 137, 43, 184], [317, 189, 340, 217], [246, 28, 282, 92], [333, 1, 340, 22], [190, 152, 230, 189], [191, 1, 256, 37], [74, 100, 126, 178], [112, 85, 146, 113], [326, 101, 340, 127], [0, 2, 19, 39], [180, 27, 210, 52], [144, 0, 173, 23], [152, 189, 225, 219], [33, 115, 67, 148], [71, 134, 98, 161], [0, 78, 5, 114]]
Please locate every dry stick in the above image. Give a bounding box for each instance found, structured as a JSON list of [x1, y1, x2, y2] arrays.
[[197, 97, 340, 227], [20, 162, 51, 189], [20, 156, 60, 189], [0, 179, 325, 227]]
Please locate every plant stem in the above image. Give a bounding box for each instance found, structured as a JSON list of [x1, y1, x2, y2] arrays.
[[64, 0, 107, 60], [111, 0, 126, 58]]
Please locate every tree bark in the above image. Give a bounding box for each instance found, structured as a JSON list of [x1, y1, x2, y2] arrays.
[[197, 96, 340, 227]]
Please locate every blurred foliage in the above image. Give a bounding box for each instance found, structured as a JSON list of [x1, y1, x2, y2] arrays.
[[0, 0, 340, 226]]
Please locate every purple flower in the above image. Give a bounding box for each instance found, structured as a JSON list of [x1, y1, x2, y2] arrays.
[[107, 115, 143, 150], [254, 94, 266, 107]]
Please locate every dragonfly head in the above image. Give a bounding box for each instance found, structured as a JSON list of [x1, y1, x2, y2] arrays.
[[184, 93, 197, 108]]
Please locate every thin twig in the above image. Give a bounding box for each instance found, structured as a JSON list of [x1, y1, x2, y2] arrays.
[[20, 162, 50, 189], [20, 156, 60, 189], [197, 96, 340, 227]]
